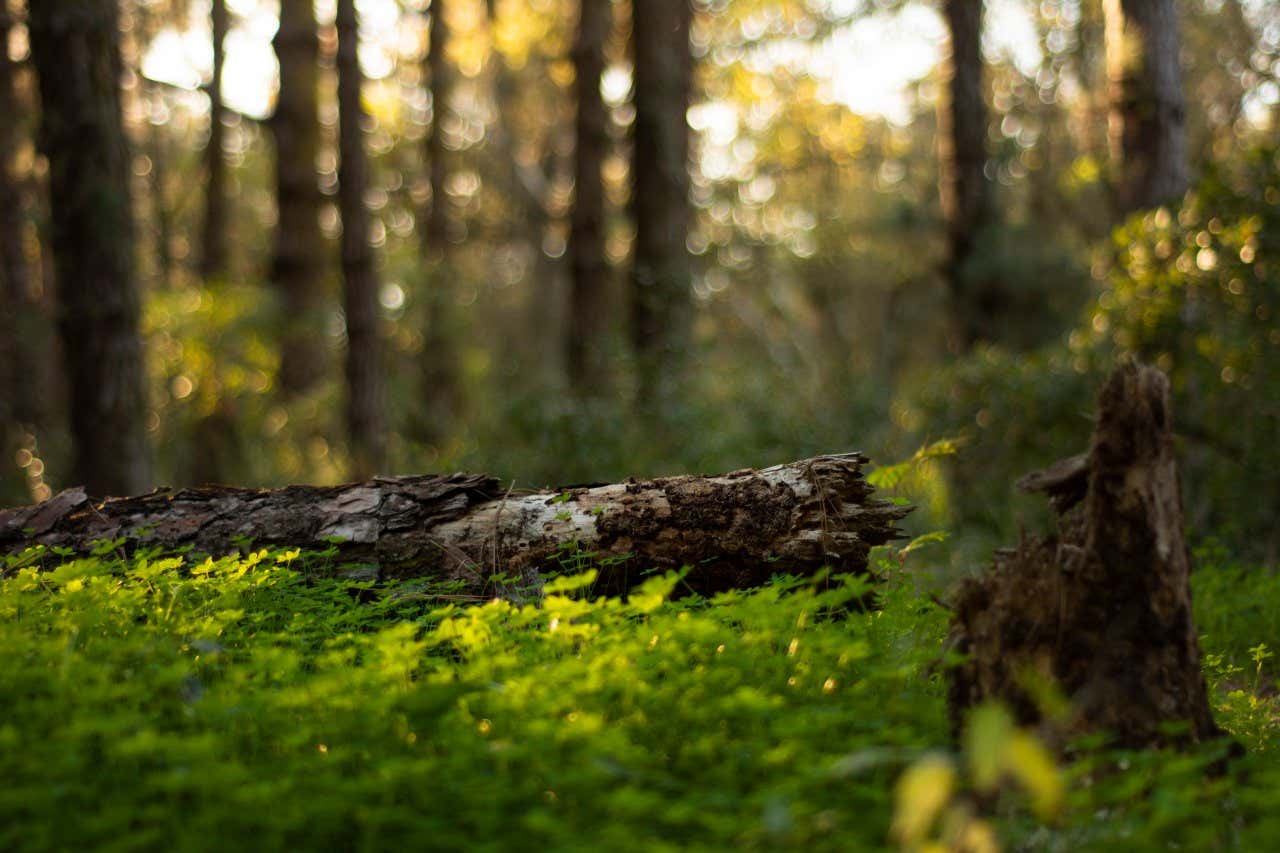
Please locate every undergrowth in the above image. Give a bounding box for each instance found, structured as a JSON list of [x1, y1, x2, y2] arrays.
[[0, 545, 1277, 851]]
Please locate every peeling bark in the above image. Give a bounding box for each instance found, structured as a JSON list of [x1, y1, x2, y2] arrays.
[[0, 455, 909, 598], [948, 362, 1223, 749]]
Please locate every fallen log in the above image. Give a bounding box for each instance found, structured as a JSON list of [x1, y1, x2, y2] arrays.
[[948, 361, 1224, 748], [0, 453, 909, 598]]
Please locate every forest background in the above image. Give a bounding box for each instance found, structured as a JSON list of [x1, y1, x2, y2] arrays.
[[3, 0, 1279, 569]]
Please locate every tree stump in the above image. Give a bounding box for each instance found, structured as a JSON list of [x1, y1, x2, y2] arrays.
[[947, 361, 1224, 748]]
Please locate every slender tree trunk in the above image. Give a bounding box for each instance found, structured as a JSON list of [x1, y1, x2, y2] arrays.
[[0, 6, 41, 503], [28, 0, 151, 497], [271, 0, 327, 395], [200, 0, 230, 280], [631, 0, 693, 405], [144, 85, 176, 290], [336, 0, 386, 478], [483, 2, 564, 384], [1104, 0, 1189, 214], [567, 0, 612, 394], [938, 0, 998, 351], [416, 0, 458, 442]]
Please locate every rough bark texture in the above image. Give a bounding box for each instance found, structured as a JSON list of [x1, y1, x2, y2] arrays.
[[938, 0, 1001, 350], [271, 0, 328, 395], [1104, 0, 1189, 214], [199, 0, 230, 280], [28, 0, 152, 498], [336, 0, 386, 479], [0, 454, 909, 599], [567, 0, 612, 395], [631, 0, 693, 403], [416, 0, 458, 442], [948, 362, 1222, 749]]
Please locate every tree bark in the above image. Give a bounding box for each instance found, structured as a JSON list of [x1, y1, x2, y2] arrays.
[[0, 6, 42, 503], [937, 0, 1000, 351], [416, 0, 458, 442], [271, 0, 328, 395], [0, 6, 36, 427], [567, 0, 612, 395], [1104, 0, 1189, 214], [948, 362, 1223, 749], [0, 454, 909, 598], [28, 0, 152, 498], [199, 0, 230, 280], [336, 0, 386, 479], [631, 0, 693, 404]]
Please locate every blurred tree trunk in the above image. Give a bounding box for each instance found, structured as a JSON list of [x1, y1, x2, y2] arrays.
[[938, 0, 1000, 351], [28, 0, 152, 497], [567, 0, 611, 395], [483, 2, 564, 385], [144, 83, 176, 290], [416, 0, 458, 442], [1104, 0, 1189, 214], [0, 5, 41, 503], [631, 0, 693, 405], [336, 0, 386, 479], [271, 0, 327, 395], [199, 0, 230, 280]]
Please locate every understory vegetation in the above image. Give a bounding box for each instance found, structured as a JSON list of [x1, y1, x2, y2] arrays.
[[2, 545, 1276, 851]]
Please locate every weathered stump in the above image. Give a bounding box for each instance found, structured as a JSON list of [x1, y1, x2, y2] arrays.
[[0, 454, 909, 598], [947, 361, 1224, 747]]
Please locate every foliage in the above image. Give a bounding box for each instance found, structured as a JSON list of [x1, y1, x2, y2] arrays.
[[1085, 146, 1280, 557], [1, 544, 1279, 851]]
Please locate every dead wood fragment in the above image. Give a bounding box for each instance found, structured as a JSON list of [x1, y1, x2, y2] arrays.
[[0, 454, 909, 598]]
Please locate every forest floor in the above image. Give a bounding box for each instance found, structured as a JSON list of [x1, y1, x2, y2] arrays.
[[0, 543, 1277, 851]]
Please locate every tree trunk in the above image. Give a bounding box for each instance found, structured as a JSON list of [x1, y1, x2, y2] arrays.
[[1104, 0, 1189, 214], [336, 0, 387, 479], [416, 0, 458, 442], [28, 0, 152, 498], [567, 0, 612, 395], [937, 0, 1000, 351], [0, 6, 41, 503], [947, 362, 1223, 749], [199, 0, 230, 280], [271, 0, 328, 395], [0, 454, 909, 599], [631, 0, 693, 405]]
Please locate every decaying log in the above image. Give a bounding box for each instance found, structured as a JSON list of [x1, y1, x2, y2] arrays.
[[948, 361, 1224, 748], [0, 453, 909, 598]]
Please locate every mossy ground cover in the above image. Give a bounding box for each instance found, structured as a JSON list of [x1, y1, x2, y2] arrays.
[[1, 545, 1277, 851]]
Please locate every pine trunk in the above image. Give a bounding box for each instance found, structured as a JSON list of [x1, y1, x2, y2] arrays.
[[28, 0, 152, 498], [336, 0, 387, 479], [199, 0, 230, 279], [416, 0, 458, 442], [631, 0, 693, 404], [567, 0, 612, 394], [271, 0, 328, 395], [938, 0, 999, 350], [1104, 0, 1189, 214]]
